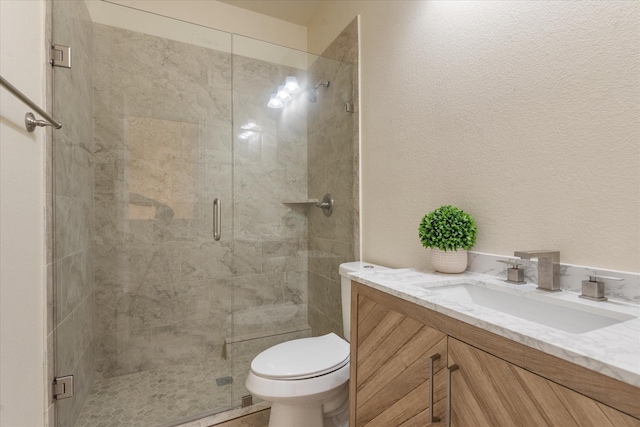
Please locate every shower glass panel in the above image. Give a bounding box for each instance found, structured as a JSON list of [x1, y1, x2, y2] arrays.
[[229, 35, 354, 403], [52, 1, 355, 426], [53, 1, 234, 426]]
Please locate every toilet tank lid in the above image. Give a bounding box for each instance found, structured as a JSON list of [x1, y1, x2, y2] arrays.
[[339, 261, 390, 277], [251, 333, 350, 380]]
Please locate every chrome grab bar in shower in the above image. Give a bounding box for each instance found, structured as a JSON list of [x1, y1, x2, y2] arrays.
[[213, 198, 221, 241], [0, 74, 63, 132]]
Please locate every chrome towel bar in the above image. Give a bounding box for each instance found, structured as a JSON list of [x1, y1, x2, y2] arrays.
[[0, 74, 62, 132]]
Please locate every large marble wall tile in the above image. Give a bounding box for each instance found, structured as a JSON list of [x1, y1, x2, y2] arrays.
[[234, 92, 278, 143], [55, 295, 93, 376], [54, 195, 92, 259], [94, 157, 125, 196], [202, 124, 233, 165], [307, 272, 342, 326], [128, 116, 182, 162], [233, 272, 285, 311], [233, 239, 263, 275], [233, 55, 303, 99], [94, 329, 151, 378], [148, 316, 231, 368], [321, 18, 359, 65], [152, 218, 202, 243], [284, 270, 308, 305], [54, 72, 93, 150], [306, 21, 358, 336], [181, 241, 234, 280], [56, 249, 93, 323], [233, 303, 308, 339], [262, 238, 307, 273], [127, 242, 183, 286], [54, 134, 93, 200], [307, 238, 353, 283], [308, 305, 342, 339]]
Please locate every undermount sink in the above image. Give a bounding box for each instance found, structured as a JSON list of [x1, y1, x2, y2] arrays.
[[428, 283, 637, 334]]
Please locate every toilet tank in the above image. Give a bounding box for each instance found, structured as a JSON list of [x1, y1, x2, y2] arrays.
[[339, 262, 389, 342]]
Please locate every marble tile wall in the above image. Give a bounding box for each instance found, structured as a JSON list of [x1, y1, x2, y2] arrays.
[[51, 1, 95, 426], [307, 19, 359, 338]]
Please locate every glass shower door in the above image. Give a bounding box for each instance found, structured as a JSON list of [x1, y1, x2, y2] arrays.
[[228, 35, 355, 405], [52, 1, 234, 426]]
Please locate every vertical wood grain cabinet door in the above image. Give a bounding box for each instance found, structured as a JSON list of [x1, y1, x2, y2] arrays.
[[353, 293, 447, 426], [447, 338, 640, 427]]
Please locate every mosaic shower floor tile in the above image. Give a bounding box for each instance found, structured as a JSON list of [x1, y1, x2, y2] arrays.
[[76, 361, 234, 427]]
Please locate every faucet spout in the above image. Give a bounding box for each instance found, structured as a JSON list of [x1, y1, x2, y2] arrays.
[[514, 250, 561, 292]]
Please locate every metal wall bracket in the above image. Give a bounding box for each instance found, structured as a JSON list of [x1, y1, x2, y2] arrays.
[[51, 44, 71, 69], [345, 103, 355, 113], [53, 375, 74, 400], [316, 193, 334, 217], [241, 394, 253, 407]]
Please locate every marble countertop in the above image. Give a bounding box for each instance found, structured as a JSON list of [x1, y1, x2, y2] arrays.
[[347, 268, 640, 388]]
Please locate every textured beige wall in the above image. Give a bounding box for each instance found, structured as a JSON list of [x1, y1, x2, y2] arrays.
[[0, 1, 46, 425], [309, 1, 640, 272]]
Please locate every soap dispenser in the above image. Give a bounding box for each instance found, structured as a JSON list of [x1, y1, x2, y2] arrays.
[[497, 260, 526, 284]]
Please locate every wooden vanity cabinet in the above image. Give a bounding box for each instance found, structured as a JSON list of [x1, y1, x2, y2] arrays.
[[350, 292, 447, 426], [350, 281, 640, 427], [448, 338, 640, 427]]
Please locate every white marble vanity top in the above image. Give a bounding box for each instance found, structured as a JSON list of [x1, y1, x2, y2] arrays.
[[347, 267, 640, 388]]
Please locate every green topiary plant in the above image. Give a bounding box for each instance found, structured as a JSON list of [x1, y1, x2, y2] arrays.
[[418, 205, 477, 251]]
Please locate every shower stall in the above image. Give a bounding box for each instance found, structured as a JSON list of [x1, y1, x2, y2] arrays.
[[51, 1, 358, 426]]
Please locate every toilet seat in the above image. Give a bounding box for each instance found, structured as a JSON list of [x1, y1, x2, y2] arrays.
[[251, 333, 350, 380]]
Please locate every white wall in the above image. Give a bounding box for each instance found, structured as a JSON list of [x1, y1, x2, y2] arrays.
[[108, 0, 308, 52], [0, 0, 46, 425], [309, 1, 640, 272]]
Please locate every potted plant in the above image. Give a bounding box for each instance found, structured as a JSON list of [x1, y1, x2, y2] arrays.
[[418, 205, 477, 273]]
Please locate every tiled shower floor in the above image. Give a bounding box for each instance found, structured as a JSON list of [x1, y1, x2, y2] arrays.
[[75, 361, 236, 427]]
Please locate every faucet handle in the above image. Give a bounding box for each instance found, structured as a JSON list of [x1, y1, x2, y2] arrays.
[[497, 260, 526, 284], [585, 275, 624, 282], [580, 275, 623, 302], [514, 250, 560, 260], [497, 259, 523, 268]]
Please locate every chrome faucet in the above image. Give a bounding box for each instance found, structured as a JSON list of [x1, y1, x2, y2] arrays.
[[514, 250, 561, 292]]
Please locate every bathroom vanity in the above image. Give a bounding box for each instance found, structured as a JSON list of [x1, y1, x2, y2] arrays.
[[347, 270, 640, 426]]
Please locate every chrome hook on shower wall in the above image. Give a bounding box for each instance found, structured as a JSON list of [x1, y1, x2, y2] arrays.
[[316, 194, 334, 217]]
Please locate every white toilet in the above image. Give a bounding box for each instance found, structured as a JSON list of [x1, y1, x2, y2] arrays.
[[245, 262, 388, 427]]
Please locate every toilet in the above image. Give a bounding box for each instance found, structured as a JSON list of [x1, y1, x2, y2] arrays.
[[245, 262, 388, 427]]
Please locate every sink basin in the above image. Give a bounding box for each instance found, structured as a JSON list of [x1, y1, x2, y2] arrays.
[[428, 283, 637, 334]]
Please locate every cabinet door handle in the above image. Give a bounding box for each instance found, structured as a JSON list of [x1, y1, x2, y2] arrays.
[[446, 364, 459, 427], [429, 353, 441, 423], [213, 198, 221, 241]]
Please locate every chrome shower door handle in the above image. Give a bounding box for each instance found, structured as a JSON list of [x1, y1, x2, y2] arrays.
[[429, 353, 441, 423], [213, 198, 221, 241], [446, 364, 459, 427]]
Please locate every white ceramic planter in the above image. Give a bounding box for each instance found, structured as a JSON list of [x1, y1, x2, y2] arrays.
[[430, 248, 468, 274]]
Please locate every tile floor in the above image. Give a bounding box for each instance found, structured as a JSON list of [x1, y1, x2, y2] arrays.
[[75, 361, 235, 427]]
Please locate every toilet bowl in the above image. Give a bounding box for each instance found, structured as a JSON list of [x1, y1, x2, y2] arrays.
[[245, 333, 350, 427], [245, 262, 389, 427]]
